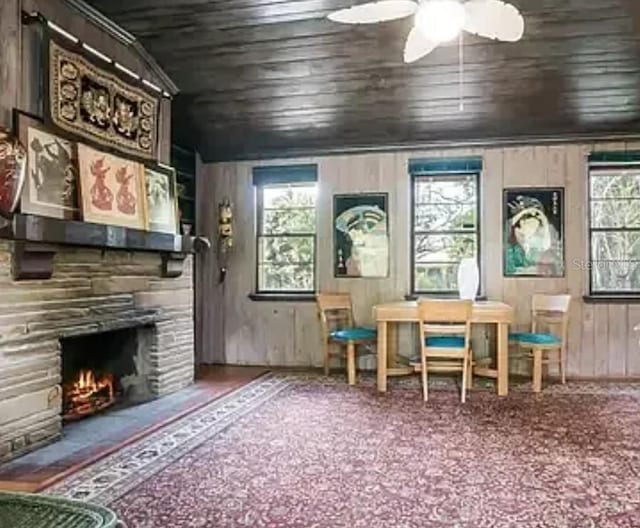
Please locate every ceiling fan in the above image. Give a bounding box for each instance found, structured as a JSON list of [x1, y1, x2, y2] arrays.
[[327, 0, 524, 63]]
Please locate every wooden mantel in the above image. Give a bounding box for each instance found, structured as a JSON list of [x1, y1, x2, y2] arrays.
[[0, 214, 201, 280]]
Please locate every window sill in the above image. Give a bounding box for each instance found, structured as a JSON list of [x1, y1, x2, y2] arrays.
[[583, 295, 640, 304], [405, 294, 488, 301], [248, 293, 316, 302]]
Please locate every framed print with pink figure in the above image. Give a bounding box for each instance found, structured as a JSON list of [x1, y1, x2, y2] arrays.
[[77, 143, 148, 230]]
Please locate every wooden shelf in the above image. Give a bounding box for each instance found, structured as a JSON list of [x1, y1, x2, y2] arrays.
[[0, 214, 196, 254]]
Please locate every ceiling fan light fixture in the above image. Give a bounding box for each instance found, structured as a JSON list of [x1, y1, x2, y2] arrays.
[[415, 0, 465, 43]]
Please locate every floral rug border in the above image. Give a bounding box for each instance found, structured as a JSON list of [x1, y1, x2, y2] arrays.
[[42, 372, 291, 504]]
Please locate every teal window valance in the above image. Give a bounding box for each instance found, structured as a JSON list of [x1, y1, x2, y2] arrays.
[[409, 157, 482, 176], [589, 152, 640, 165], [252, 164, 318, 186]]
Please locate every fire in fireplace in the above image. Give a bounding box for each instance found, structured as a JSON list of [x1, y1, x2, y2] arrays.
[[60, 326, 154, 423], [63, 369, 116, 421]]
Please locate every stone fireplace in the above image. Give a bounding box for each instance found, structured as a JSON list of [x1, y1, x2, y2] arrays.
[[0, 241, 195, 462]]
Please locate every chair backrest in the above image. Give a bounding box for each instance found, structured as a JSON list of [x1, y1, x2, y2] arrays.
[[417, 299, 473, 348], [531, 294, 571, 348], [316, 293, 354, 342]]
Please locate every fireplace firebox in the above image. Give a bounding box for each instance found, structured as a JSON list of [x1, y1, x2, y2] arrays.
[[60, 327, 155, 422]]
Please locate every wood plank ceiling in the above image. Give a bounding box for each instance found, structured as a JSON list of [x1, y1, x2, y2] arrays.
[[86, 0, 640, 161]]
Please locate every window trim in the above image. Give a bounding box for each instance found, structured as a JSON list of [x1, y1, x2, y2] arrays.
[[410, 166, 482, 295], [254, 179, 318, 296], [587, 160, 640, 297]]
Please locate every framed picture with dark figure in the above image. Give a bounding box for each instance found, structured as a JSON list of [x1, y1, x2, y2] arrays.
[[144, 163, 178, 234], [334, 193, 389, 278], [14, 110, 79, 220], [503, 187, 564, 277]]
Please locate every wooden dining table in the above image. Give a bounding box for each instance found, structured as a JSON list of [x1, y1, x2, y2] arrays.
[[373, 300, 514, 396]]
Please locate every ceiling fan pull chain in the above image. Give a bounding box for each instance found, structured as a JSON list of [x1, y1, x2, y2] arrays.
[[458, 31, 464, 112]]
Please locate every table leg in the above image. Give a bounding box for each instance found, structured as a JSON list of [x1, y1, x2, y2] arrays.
[[377, 320, 388, 393], [346, 341, 356, 386], [497, 322, 509, 396], [532, 348, 542, 393], [387, 321, 398, 368]]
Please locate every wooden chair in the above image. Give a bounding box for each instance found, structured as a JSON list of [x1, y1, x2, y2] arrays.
[[316, 293, 376, 385], [509, 294, 571, 393], [415, 299, 473, 403]]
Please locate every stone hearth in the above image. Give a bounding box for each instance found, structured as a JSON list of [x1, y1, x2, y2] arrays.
[[0, 241, 194, 462]]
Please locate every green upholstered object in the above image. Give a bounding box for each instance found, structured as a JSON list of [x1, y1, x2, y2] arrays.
[[425, 336, 465, 348], [509, 332, 561, 345], [330, 327, 376, 341], [0, 491, 121, 528]]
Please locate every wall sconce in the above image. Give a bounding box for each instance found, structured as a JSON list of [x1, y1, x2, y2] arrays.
[[218, 197, 233, 282]]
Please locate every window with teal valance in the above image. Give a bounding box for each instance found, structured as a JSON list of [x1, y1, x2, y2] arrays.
[[588, 152, 640, 165], [409, 157, 482, 294], [252, 164, 318, 295]]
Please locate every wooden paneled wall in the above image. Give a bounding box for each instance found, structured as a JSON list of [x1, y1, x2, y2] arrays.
[[198, 141, 640, 379]]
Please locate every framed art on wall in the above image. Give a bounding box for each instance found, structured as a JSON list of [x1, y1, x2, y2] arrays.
[[77, 143, 148, 230], [334, 193, 389, 278], [14, 110, 79, 220], [503, 187, 564, 277], [145, 163, 178, 234]]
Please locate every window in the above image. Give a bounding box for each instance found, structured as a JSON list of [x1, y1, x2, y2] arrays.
[[410, 158, 481, 294], [588, 153, 640, 295], [253, 165, 317, 294]]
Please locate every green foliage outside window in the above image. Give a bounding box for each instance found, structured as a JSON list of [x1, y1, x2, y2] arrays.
[[413, 174, 479, 293], [257, 184, 316, 292], [589, 169, 640, 292]]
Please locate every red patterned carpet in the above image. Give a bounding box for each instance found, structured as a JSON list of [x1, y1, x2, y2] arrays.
[[45, 375, 640, 527]]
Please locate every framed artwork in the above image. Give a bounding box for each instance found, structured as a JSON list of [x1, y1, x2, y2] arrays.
[[14, 110, 79, 220], [334, 193, 389, 278], [77, 143, 148, 230], [145, 164, 178, 234], [0, 127, 26, 218], [503, 187, 564, 277]]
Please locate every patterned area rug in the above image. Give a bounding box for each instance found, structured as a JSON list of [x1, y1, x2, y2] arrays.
[[43, 373, 640, 527]]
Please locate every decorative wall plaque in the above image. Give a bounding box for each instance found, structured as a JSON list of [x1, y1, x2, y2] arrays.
[[46, 38, 160, 161]]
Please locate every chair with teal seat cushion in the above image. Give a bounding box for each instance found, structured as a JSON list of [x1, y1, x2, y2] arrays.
[[414, 299, 473, 403], [317, 293, 377, 385], [510, 294, 571, 392]]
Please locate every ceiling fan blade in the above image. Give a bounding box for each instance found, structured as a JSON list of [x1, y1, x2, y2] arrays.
[[327, 0, 418, 24], [463, 0, 524, 42], [403, 26, 439, 63]]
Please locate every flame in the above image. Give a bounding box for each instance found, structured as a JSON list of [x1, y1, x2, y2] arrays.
[[64, 369, 115, 420]]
